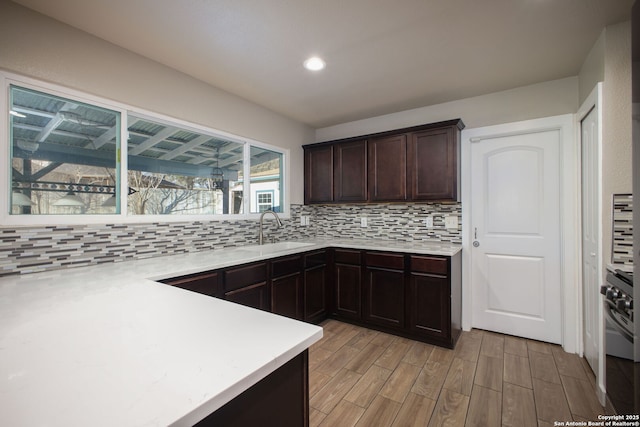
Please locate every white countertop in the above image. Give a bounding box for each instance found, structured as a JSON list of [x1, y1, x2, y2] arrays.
[[143, 238, 461, 282], [0, 238, 459, 426]]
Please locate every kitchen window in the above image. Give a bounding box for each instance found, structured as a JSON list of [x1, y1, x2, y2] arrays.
[[4, 74, 288, 224], [126, 115, 244, 215], [10, 85, 121, 215]]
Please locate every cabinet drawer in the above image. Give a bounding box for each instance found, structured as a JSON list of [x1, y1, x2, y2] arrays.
[[272, 255, 302, 278], [304, 250, 327, 269], [160, 271, 219, 297], [365, 252, 405, 270], [224, 262, 267, 292], [334, 249, 361, 265], [410, 256, 448, 276]]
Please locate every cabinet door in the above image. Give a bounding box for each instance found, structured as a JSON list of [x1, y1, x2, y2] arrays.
[[304, 145, 334, 203], [304, 264, 327, 323], [272, 273, 303, 320], [223, 262, 270, 311], [224, 262, 267, 292], [334, 263, 362, 320], [368, 134, 407, 201], [334, 140, 367, 202], [364, 267, 405, 329], [225, 282, 270, 311], [408, 127, 458, 201], [408, 273, 450, 340], [160, 271, 220, 297]]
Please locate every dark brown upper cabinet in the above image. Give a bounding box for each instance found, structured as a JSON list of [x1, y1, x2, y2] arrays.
[[304, 144, 333, 204], [368, 134, 408, 202], [304, 119, 464, 204], [334, 139, 367, 202], [408, 126, 459, 201]]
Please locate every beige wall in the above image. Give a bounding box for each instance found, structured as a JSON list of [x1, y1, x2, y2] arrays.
[[0, 1, 314, 205], [315, 77, 579, 141], [578, 22, 633, 269], [579, 31, 605, 106], [602, 21, 633, 266], [0, 1, 631, 213], [602, 21, 633, 197]]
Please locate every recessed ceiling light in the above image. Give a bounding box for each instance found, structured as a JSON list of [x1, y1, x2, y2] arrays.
[[303, 56, 326, 71]]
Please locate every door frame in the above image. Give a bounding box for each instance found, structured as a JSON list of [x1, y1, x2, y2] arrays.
[[461, 114, 580, 354], [576, 83, 605, 402]]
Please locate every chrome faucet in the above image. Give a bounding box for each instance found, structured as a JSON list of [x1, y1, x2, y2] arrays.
[[259, 210, 284, 245]]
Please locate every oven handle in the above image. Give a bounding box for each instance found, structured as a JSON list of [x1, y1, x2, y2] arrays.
[[604, 301, 634, 343]]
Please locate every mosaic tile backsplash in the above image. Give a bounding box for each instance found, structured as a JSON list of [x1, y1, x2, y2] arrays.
[[1, 202, 461, 276], [612, 194, 633, 268]]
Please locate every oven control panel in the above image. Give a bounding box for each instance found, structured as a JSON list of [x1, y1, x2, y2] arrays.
[[601, 269, 634, 322]]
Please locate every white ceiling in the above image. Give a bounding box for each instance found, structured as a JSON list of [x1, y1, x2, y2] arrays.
[[12, 0, 633, 128]]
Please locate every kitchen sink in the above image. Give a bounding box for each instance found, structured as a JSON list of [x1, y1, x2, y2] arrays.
[[266, 241, 314, 250]]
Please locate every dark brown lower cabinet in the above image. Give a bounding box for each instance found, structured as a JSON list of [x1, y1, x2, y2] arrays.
[[223, 262, 270, 311], [304, 266, 326, 322], [363, 252, 405, 329], [332, 250, 461, 348], [196, 350, 309, 427], [159, 252, 329, 324], [158, 247, 461, 349], [225, 282, 270, 311], [408, 273, 449, 340], [272, 274, 303, 319], [407, 254, 460, 347], [333, 249, 362, 320], [271, 255, 303, 320], [303, 249, 331, 323], [158, 270, 220, 297], [304, 251, 328, 323]]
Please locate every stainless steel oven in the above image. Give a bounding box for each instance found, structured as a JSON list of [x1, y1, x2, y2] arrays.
[[601, 267, 635, 414]]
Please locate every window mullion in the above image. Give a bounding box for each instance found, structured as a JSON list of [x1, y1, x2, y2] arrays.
[[243, 141, 251, 216], [119, 113, 128, 217]]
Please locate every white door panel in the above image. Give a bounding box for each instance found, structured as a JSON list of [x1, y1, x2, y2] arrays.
[[471, 128, 562, 344], [581, 103, 600, 374], [485, 254, 544, 319], [485, 147, 543, 236]]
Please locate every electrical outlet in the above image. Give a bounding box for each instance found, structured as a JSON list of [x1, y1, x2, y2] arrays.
[[444, 215, 459, 229], [424, 216, 434, 228], [300, 215, 310, 226], [360, 217, 368, 227]]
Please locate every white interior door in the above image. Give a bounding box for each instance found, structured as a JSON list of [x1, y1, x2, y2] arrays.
[[581, 104, 600, 373], [470, 126, 562, 344]]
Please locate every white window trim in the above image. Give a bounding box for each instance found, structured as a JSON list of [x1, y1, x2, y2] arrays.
[[256, 190, 275, 211], [1, 71, 289, 226]]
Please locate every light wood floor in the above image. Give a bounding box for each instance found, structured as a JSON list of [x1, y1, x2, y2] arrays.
[[309, 319, 611, 427]]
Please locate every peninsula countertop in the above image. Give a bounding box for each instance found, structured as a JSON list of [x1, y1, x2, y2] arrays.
[[0, 238, 460, 426]]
